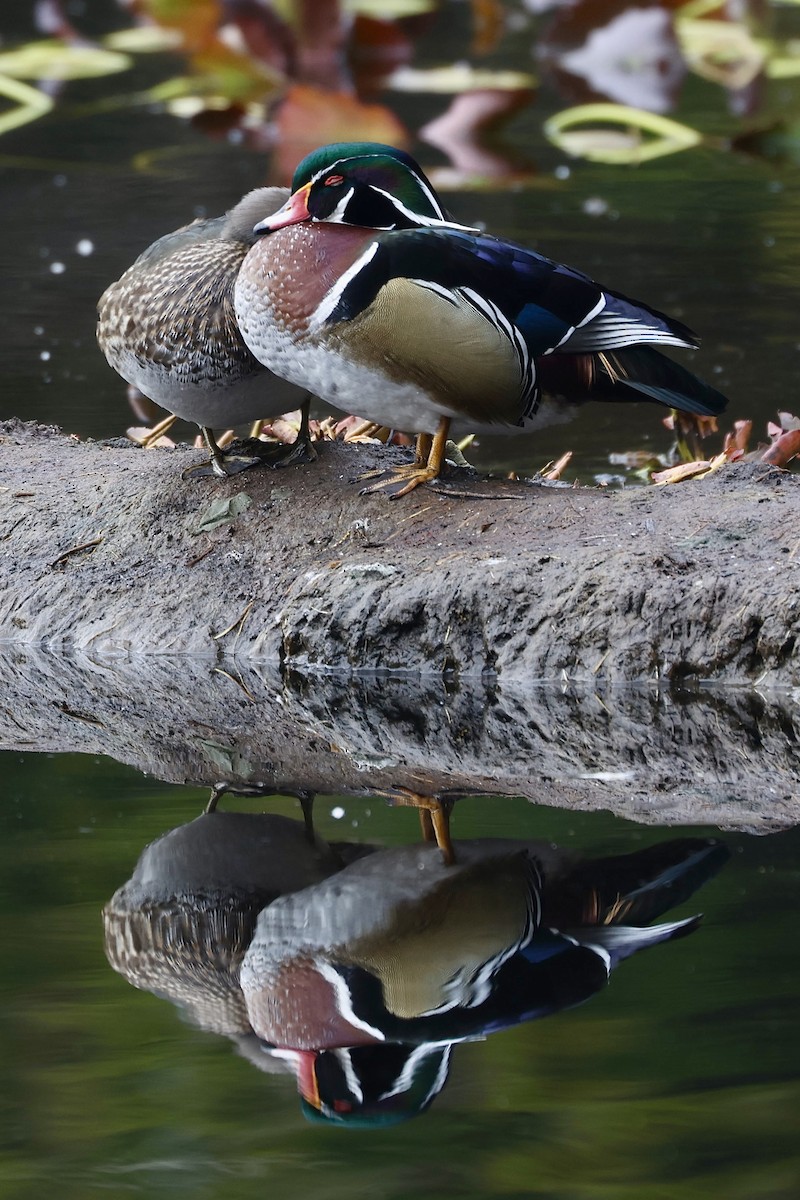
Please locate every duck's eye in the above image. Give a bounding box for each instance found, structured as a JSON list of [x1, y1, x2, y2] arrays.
[[324, 174, 345, 187]]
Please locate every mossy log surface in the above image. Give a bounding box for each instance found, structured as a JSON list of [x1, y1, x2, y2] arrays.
[[2, 419, 799, 831]]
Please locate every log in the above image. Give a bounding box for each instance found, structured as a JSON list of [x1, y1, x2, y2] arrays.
[[2, 419, 799, 832]]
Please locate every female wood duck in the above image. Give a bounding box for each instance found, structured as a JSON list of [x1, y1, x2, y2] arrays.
[[240, 835, 729, 1123], [103, 811, 352, 1036], [97, 187, 314, 477], [234, 143, 728, 496]]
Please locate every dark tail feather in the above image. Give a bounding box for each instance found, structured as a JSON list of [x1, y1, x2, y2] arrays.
[[545, 838, 730, 929], [600, 345, 728, 416], [564, 913, 702, 971]]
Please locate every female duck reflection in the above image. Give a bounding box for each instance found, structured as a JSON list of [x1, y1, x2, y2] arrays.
[[103, 810, 728, 1127]]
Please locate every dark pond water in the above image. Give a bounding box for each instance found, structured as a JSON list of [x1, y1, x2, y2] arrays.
[[2, 2, 800, 1196]]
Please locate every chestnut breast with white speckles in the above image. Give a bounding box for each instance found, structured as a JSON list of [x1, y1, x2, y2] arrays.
[[236, 223, 376, 339], [242, 956, 383, 1051]]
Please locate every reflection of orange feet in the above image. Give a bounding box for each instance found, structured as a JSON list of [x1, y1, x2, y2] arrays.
[[381, 788, 456, 865]]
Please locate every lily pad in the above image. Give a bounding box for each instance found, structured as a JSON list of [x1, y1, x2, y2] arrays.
[[344, 0, 437, 16], [0, 74, 53, 136], [388, 64, 536, 93], [103, 27, 185, 54], [677, 18, 765, 89], [544, 103, 703, 164], [0, 40, 131, 81]]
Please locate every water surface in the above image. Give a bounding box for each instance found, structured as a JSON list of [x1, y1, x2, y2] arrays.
[[1, 750, 798, 1200], [1, 4, 799, 1196]]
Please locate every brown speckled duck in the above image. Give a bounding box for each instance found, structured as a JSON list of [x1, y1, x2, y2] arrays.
[[97, 187, 315, 476], [102, 811, 353, 1036]]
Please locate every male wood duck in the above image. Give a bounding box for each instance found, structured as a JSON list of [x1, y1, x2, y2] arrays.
[[97, 187, 315, 477], [240, 835, 729, 1123], [234, 142, 728, 496]]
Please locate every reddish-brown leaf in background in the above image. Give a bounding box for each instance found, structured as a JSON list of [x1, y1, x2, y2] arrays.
[[272, 84, 408, 182]]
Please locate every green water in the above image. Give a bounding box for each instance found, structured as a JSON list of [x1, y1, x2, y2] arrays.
[[2, 2, 800, 1194], [1, 751, 798, 1200]]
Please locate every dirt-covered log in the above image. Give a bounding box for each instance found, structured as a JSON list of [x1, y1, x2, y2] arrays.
[[2, 418, 800, 831], [2, 419, 799, 684]]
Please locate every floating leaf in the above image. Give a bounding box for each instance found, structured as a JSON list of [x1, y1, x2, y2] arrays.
[[162, 94, 245, 119], [126, 425, 176, 449], [0, 74, 53, 136], [0, 40, 131, 81], [767, 49, 800, 80], [144, 75, 204, 103], [344, 0, 437, 16], [723, 420, 753, 456], [677, 18, 765, 89], [388, 64, 536, 93], [103, 27, 185, 54], [272, 84, 407, 180], [652, 460, 715, 485], [653, 447, 741, 485], [544, 103, 703, 163], [190, 46, 280, 103], [189, 492, 251, 535], [542, 451, 573, 482]]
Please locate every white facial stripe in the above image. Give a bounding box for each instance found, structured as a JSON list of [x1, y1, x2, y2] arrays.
[[406, 168, 448, 218], [309, 154, 447, 217], [379, 1043, 453, 1105], [309, 241, 380, 331], [326, 187, 355, 223], [367, 183, 448, 223], [333, 1048, 364, 1104], [310, 157, 351, 185], [305, 152, 475, 227], [315, 959, 386, 1042], [369, 185, 477, 230]]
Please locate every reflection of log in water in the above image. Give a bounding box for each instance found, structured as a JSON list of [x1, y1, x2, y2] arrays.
[[3, 646, 798, 831], [103, 812, 728, 1126]]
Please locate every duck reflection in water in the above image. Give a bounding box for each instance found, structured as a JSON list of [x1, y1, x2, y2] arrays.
[[103, 809, 728, 1127]]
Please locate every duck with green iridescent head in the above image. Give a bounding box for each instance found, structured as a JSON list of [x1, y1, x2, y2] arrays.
[[233, 142, 727, 497], [241, 835, 729, 1125]]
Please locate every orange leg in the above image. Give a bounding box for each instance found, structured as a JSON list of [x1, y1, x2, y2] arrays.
[[414, 431, 433, 467], [359, 417, 450, 499]]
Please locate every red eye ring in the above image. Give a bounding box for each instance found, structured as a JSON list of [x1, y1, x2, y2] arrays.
[[324, 174, 345, 187]]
